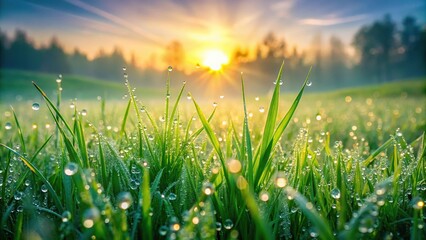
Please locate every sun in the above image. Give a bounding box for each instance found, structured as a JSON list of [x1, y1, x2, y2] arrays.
[[201, 49, 229, 71]]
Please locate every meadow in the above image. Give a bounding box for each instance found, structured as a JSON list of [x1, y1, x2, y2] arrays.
[[0, 66, 425, 240]]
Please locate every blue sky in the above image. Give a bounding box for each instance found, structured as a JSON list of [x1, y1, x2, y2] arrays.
[[1, 0, 424, 68]]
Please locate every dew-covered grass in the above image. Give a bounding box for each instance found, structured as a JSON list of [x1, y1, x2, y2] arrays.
[[0, 65, 425, 240]]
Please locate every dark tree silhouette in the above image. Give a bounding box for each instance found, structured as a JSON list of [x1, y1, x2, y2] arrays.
[[353, 15, 396, 82], [39, 37, 70, 74], [5, 30, 39, 71]]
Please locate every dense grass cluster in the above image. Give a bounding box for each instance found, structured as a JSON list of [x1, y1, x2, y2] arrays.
[[0, 65, 425, 240]]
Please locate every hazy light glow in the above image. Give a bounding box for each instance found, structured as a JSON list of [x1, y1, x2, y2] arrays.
[[201, 49, 229, 71]]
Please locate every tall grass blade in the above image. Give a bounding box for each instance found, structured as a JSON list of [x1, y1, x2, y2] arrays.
[[285, 187, 335, 240], [241, 75, 254, 188], [0, 143, 64, 212], [191, 96, 231, 186]]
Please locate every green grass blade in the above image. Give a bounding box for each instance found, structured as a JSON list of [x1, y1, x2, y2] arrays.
[[120, 99, 132, 136], [141, 168, 153, 240], [285, 187, 335, 240], [272, 66, 312, 146], [241, 75, 254, 188], [32, 81, 73, 135], [10, 107, 27, 154], [191, 95, 230, 186], [254, 61, 285, 185], [362, 137, 393, 167], [238, 176, 273, 240], [0, 143, 64, 212]]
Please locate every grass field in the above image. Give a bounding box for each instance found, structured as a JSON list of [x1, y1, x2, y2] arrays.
[[0, 67, 425, 239]]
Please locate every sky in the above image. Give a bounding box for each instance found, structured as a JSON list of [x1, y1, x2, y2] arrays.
[[1, 0, 425, 69]]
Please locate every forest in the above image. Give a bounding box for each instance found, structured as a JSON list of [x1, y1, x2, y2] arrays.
[[1, 14, 425, 91]]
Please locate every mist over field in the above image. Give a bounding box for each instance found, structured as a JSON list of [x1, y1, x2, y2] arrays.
[[0, 1, 425, 240]]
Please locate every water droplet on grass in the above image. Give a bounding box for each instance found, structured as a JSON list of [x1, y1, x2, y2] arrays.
[[274, 80, 283, 85], [412, 197, 424, 210], [117, 192, 133, 210], [62, 211, 72, 222], [32, 103, 40, 111], [216, 222, 222, 231], [81, 109, 87, 116], [259, 106, 265, 113], [82, 208, 100, 228], [5, 122, 12, 130], [168, 193, 177, 201], [202, 182, 214, 195], [224, 219, 233, 229], [274, 172, 288, 188], [64, 162, 78, 176], [122, 66, 127, 71], [168, 66, 173, 72], [259, 191, 269, 202], [41, 184, 48, 193], [159, 225, 168, 236], [14, 191, 23, 201], [331, 188, 341, 199], [227, 159, 242, 173], [306, 81, 312, 87]]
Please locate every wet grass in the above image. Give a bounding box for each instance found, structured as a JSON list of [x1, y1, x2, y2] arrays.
[[0, 65, 425, 239]]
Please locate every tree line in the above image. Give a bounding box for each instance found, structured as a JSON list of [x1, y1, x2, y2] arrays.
[[0, 14, 425, 91]]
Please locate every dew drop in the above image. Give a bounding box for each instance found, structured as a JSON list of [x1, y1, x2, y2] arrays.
[[62, 211, 72, 222], [148, 135, 154, 141], [259, 106, 265, 113], [306, 81, 312, 87], [274, 80, 283, 85], [81, 109, 87, 116], [64, 162, 78, 176], [216, 222, 222, 231], [331, 188, 341, 199], [56, 78, 62, 83], [274, 171, 288, 188], [159, 225, 168, 236], [5, 122, 12, 130], [259, 191, 269, 202], [309, 229, 319, 238], [14, 191, 23, 201], [32, 103, 40, 111], [117, 192, 133, 210], [213, 102, 218, 107], [122, 66, 127, 71], [41, 184, 48, 193], [82, 207, 100, 228], [168, 193, 177, 201], [168, 66, 173, 72], [227, 159, 242, 173], [412, 197, 424, 210], [224, 219, 234, 230], [186, 93, 192, 100], [202, 182, 214, 195], [70, 102, 75, 109]]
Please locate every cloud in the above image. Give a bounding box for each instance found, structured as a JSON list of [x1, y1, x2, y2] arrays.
[[299, 14, 367, 26], [65, 0, 163, 44], [270, 0, 295, 17]]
